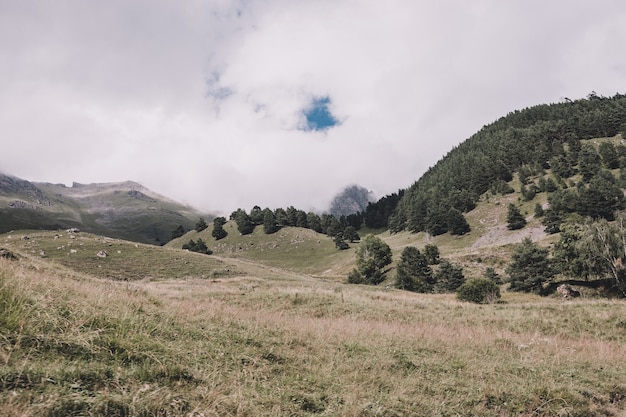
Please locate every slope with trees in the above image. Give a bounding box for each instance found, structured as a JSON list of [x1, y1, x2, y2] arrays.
[[383, 93, 626, 235]]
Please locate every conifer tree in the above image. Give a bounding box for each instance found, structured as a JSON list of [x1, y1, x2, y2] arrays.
[[395, 246, 433, 292], [506, 204, 527, 230], [171, 225, 185, 240], [506, 238, 554, 293], [263, 209, 279, 234], [447, 208, 471, 235], [347, 234, 392, 285], [434, 260, 465, 292], [195, 218, 208, 232]]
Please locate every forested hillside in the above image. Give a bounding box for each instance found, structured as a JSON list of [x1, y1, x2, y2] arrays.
[[365, 93, 626, 234]]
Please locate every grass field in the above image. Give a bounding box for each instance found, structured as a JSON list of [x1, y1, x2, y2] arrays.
[[2, 230, 626, 416]]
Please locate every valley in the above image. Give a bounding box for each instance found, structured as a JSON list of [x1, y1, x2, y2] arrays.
[[1, 224, 625, 416]]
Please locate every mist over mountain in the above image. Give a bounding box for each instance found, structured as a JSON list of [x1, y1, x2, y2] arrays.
[[328, 185, 375, 218]]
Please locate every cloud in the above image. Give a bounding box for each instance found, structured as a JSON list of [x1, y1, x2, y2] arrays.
[[1, 0, 625, 215]]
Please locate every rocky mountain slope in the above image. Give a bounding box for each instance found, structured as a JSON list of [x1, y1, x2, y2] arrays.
[[0, 173, 210, 244]]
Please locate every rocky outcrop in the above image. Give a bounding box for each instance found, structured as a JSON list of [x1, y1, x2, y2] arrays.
[[0, 174, 50, 207]]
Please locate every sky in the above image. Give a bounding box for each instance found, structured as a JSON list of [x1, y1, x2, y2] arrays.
[[1, 1, 626, 215]]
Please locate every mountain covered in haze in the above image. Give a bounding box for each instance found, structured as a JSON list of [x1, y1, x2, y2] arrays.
[[0, 174, 210, 244], [328, 184, 376, 218]]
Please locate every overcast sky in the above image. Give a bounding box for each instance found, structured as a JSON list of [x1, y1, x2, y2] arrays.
[[1, 1, 625, 214]]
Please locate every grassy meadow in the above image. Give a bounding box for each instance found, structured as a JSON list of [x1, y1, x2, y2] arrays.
[[1, 230, 626, 416]]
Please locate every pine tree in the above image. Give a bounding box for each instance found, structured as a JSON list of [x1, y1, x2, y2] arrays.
[[395, 246, 433, 292], [483, 267, 502, 284], [212, 217, 228, 240], [506, 238, 554, 293], [195, 218, 208, 232], [348, 234, 392, 285], [342, 226, 360, 242], [424, 243, 440, 265], [306, 212, 323, 233], [263, 210, 279, 234], [447, 208, 471, 235], [434, 260, 465, 292], [171, 225, 185, 240], [231, 209, 254, 235], [506, 204, 527, 230]]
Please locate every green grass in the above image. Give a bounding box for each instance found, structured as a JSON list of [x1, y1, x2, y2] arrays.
[[2, 232, 626, 416], [2, 230, 242, 281], [169, 222, 356, 278]]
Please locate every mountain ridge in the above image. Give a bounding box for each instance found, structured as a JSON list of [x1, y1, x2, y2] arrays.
[[0, 173, 211, 244]]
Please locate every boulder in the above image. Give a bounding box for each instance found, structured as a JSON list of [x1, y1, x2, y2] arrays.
[[556, 284, 580, 298]]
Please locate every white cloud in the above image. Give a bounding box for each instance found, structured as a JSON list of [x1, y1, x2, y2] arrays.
[[1, 0, 625, 215]]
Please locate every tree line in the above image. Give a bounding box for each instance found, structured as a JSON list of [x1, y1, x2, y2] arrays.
[[171, 206, 364, 250]]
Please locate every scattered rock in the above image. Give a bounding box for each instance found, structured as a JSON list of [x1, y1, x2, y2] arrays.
[[21, 235, 29, 240], [8, 200, 29, 208], [67, 228, 80, 233], [96, 251, 108, 258], [0, 248, 18, 260], [70, 249, 78, 254]]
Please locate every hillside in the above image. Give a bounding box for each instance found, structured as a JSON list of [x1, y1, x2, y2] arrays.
[[2, 230, 626, 416], [364, 93, 626, 233], [0, 174, 210, 244]]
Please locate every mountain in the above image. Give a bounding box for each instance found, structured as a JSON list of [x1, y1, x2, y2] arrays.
[[328, 184, 375, 218], [0, 173, 210, 244], [364, 92, 626, 233]]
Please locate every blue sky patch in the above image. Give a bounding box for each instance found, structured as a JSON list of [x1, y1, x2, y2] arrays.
[[301, 96, 339, 131]]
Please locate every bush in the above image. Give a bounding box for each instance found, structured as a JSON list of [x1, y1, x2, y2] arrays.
[[182, 238, 212, 255], [457, 278, 501, 304]]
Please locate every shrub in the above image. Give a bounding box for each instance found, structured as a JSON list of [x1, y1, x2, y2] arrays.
[[182, 238, 212, 255], [457, 278, 501, 304]]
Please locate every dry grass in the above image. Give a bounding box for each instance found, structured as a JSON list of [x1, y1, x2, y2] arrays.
[[2, 237, 626, 416]]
